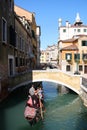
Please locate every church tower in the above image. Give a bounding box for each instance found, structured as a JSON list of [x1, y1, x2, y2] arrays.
[[74, 13, 83, 26]]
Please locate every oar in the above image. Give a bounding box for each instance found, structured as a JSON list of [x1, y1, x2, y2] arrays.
[[39, 97, 43, 119]]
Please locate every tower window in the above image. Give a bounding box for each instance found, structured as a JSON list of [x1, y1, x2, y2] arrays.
[[63, 29, 66, 32], [77, 29, 80, 32], [83, 29, 87, 32]]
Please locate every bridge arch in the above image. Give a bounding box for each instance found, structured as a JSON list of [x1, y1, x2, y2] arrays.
[[32, 78, 79, 94], [32, 70, 81, 95]]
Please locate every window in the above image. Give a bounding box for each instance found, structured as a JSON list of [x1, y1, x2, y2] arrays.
[[77, 29, 80, 32], [82, 54, 87, 60], [9, 59, 13, 75], [9, 25, 16, 46], [63, 29, 66, 32], [32, 30, 35, 39], [20, 58, 22, 66], [23, 58, 25, 66], [66, 53, 72, 61], [66, 65, 70, 71], [19, 36, 22, 50], [8, 55, 14, 76], [15, 32, 18, 48], [15, 57, 18, 67], [2, 18, 7, 42], [74, 29, 76, 32], [79, 65, 83, 71], [74, 53, 80, 61], [25, 43, 27, 54], [22, 39, 24, 51], [82, 41, 87, 46], [10, 0, 13, 12], [83, 29, 87, 32]]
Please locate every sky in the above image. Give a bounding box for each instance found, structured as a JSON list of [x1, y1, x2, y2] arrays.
[[14, 0, 87, 50]]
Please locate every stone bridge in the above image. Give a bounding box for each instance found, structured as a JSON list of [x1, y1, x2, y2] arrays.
[[9, 70, 81, 94], [8, 69, 87, 106], [32, 70, 81, 95]]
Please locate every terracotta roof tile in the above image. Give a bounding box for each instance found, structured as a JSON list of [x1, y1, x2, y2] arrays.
[[62, 44, 78, 51], [60, 38, 78, 43]]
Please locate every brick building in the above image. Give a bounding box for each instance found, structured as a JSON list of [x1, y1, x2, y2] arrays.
[[0, 1, 41, 100]]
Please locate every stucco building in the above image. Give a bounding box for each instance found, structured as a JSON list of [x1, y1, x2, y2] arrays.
[[46, 44, 58, 66], [58, 13, 87, 75], [40, 44, 58, 66], [58, 13, 87, 41], [40, 50, 47, 64]]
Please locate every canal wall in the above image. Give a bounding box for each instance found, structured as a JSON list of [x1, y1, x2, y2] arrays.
[[80, 88, 87, 107], [0, 71, 43, 101], [80, 77, 87, 107], [0, 71, 32, 101], [8, 71, 33, 91]]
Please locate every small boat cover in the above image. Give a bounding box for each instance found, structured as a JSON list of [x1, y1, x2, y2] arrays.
[[24, 106, 36, 119]]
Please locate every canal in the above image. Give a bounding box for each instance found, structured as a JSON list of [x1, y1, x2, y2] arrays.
[[0, 81, 87, 130]]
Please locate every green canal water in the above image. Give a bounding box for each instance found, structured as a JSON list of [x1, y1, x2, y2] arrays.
[[0, 81, 87, 130]]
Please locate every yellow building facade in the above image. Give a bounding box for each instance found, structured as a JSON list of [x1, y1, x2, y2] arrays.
[[40, 50, 47, 63], [58, 35, 87, 75]]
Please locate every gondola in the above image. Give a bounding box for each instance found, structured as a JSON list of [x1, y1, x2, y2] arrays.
[[24, 104, 41, 126], [24, 87, 44, 126]]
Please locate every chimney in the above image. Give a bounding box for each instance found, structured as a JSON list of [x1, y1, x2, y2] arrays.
[[58, 18, 62, 27], [66, 21, 69, 27]]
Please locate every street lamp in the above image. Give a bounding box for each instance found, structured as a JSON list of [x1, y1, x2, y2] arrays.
[[74, 50, 80, 75]]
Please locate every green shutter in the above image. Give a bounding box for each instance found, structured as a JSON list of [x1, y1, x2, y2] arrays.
[[74, 54, 80, 61], [86, 41, 87, 46]]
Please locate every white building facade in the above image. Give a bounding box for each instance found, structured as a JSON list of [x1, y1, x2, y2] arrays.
[[58, 13, 87, 41], [46, 44, 58, 66]]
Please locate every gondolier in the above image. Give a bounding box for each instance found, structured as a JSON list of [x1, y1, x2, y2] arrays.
[[29, 84, 35, 96], [24, 84, 45, 126]]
